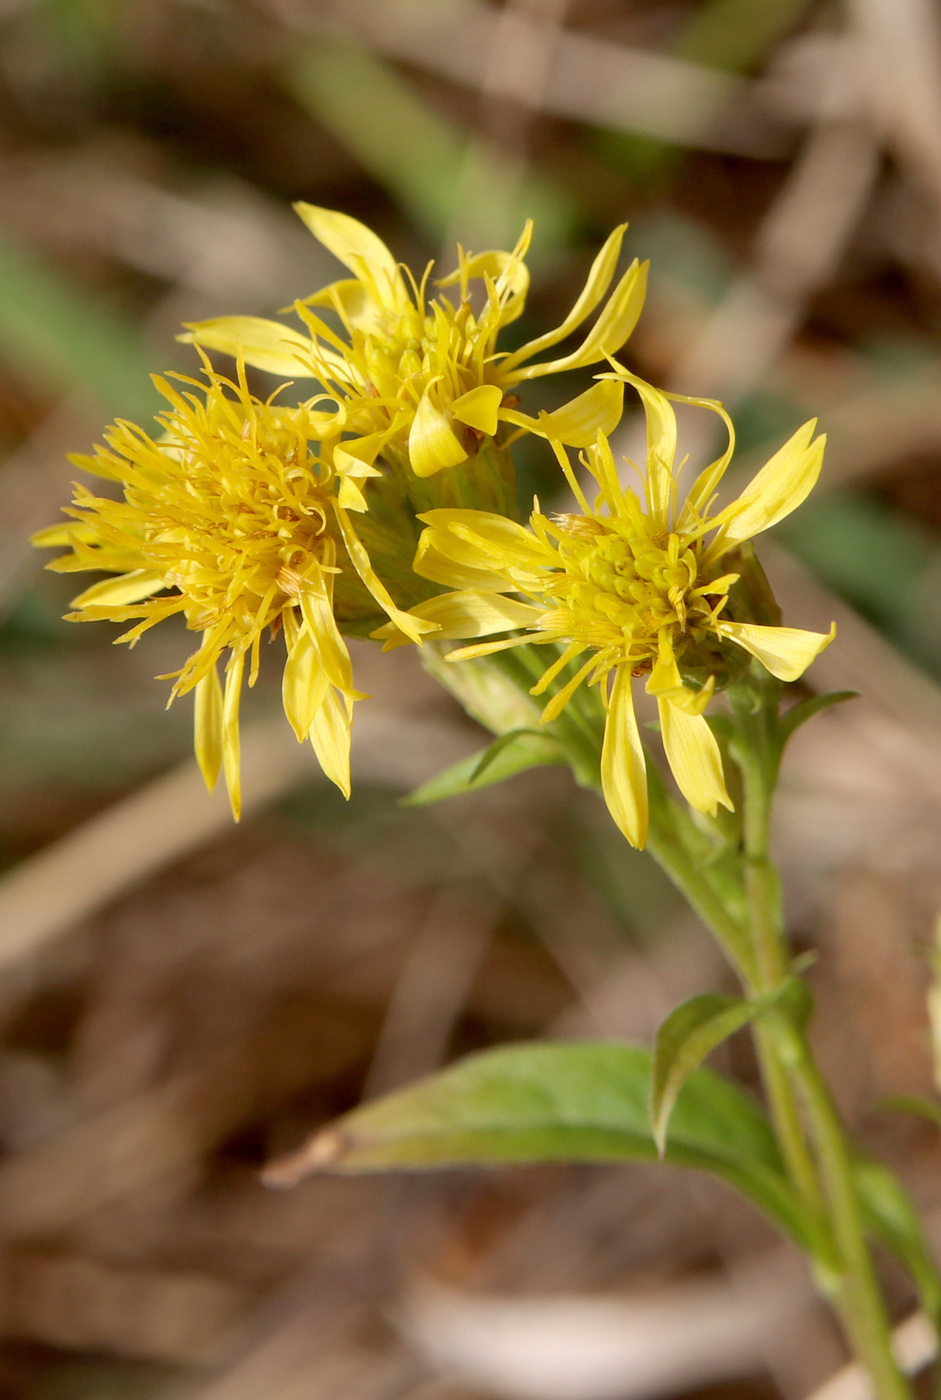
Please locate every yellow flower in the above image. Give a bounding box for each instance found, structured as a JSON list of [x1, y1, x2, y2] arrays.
[[378, 377, 835, 848], [32, 359, 433, 818], [180, 206, 648, 481]]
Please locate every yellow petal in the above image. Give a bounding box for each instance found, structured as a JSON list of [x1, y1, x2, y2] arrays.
[[414, 590, 539, 637], [501, 225, 626, 371], [713, 420, 826, 547], [438, 249, 520, 288], [445, 636, 531, 662], [659, 699, 732, 818], [179, 317, 316, 377], [530, 639, 584, 697], [451, 384, 503, 436], [503, 380, 625, 450], [31, 522, 94, 549], [194, 664, 223, 794], [414, 530, 514, 593], [71, 569, 166, 609], [408, 393, 468, 478], [512, 260, 648, 380], [645, 643, 682, 698], [222, 651, 244, 821], [627, 374, 677, 522], [333, 430, 392, 471], [372, 589, 540, 650], [65, 452, 124, 482], [306, 278, 388, 334], [674, 396, 736, 527], [293, 203, 407, 313], [672, 675, 716, 716], [416, 509, 551, 582], [717, 620, 836, 682], [309, 686, 352, 799], [642, 638, 715, 714], [337, 476, 369, 512], [299, 583, 355, 695], [332, 505, 438, 644], [305, 405, 347, 437], [539, 653, 597, 723], [282, 626, 329, 741], [493, 220, 533, 298], [438, 244, 531, 329], [601, 666, 649, 849]]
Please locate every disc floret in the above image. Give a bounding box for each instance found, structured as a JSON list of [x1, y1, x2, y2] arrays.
[[543, 505, 737, 666]]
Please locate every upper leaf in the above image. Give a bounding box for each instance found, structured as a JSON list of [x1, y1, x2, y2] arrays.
[[403, 730, 566, 806], [649, 993, 756, 1156], [778, 690, 858, 746]]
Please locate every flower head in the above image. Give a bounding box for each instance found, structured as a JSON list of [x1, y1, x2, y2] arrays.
[[381, 376, 835, 847], [181, 206, 647, 482], [32, 359, 433, 817]]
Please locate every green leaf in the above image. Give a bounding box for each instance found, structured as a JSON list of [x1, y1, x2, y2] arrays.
[[265, 1042, 824, 1257], [776, 967, 815, 1030], [778, 691, 857, 745], [403, 730, 565, 806], [876, 1095, 941, 1131], [650, 993, 757, 1155], [855, 1156, 941, 1323]]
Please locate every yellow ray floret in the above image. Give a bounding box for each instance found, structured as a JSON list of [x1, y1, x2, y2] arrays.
[[181, 206, 647, 481], [378, 374, 834, 848], [31, 359, 435, 817]]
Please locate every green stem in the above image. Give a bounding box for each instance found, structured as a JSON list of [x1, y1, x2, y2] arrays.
[[790, 1032, 913, 1400], [732, 681, 911, 1400], [645, 816, 757, 981], [732, 689, 821, 1205]]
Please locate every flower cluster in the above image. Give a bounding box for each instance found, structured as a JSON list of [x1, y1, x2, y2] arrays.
[[34, 207, 833, 843]]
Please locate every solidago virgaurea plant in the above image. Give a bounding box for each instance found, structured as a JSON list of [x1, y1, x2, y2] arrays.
[[34, 207, 940, 1400]]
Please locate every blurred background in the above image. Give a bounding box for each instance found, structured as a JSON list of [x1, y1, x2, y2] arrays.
[[2, 1, 941, 1398]]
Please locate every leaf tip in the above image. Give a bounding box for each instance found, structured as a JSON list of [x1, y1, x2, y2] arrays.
[[649, 1093, 669, 1159], [262, 1127, 350, 1188]]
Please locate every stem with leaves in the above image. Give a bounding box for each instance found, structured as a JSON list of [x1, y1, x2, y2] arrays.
[[411, 642, 934, 1397]]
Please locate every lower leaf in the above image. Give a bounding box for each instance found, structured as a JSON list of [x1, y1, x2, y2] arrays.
[[265, 1041, 827, 1259], [855, 1156, 941, 1325]]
